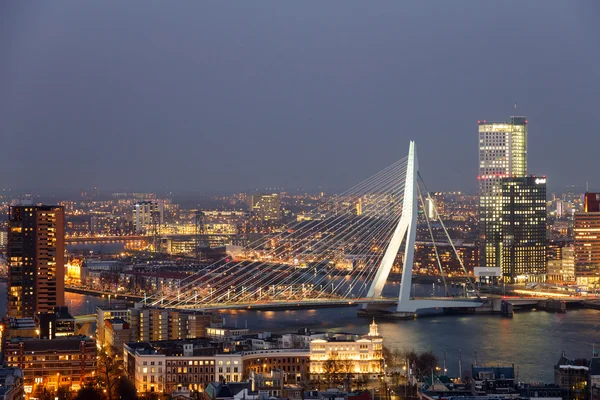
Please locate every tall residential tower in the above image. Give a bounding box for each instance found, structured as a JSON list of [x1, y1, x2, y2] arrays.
[[573, 193, 600, 287], [478, 117, 528, 275], [7, 205, 65, 317]]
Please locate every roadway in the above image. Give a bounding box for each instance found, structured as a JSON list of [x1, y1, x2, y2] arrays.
[[65, 235, 146, 243]]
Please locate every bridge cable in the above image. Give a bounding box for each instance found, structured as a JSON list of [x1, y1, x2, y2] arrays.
[[417, 181, 449, 296], [418, 172, 476, 292]]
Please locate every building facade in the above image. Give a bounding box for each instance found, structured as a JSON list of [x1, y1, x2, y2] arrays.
[[309, 320, 383, 381], [249, 194, 281, 221], [547, 245, 576, 283], [242, 349, 309, 384], [124, 341, 242, 395], [500, 176, 547, 282], [4, 335, 96, 394], [478, 117, 528, 271], [134, 201, 164, 234], [573, 193, 600, 287], [7, 205, 65, 318], [97, 306, 216, 346]]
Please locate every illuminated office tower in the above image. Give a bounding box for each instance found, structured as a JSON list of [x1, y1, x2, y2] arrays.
[[500, 176, 547, 282], [478, 116, 528, 270], [7, 205, 65, 317], [573, 193, 600, 287], [249, 194, 281, 221]]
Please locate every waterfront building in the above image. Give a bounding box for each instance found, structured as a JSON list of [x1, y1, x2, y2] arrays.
[[97, 305, 217, 346], [4, 335, 96, 393], [574, 193, 600, 287], [547, 245, 576, 283], [500, 176, 547, 282], [478, 117, 528, 271], [554, 352, 588, 400], [7, 205, 65, 318], [249, 194, 281, 221], [309, 320, 383, 381], [472, 365, 515, 391], [413, 241, 479, 276], [590, 356, 600, 400], [134, 200, 164, 234]]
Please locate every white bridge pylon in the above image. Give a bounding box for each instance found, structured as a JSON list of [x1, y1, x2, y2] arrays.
[[365, 141, 482, 313]]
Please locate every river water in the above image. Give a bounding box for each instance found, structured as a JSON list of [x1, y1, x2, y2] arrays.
[[0, 282, 597, 383]]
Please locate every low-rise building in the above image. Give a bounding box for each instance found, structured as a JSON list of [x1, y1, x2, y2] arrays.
[[281, 329, 326, 349], [472, 365, 515, 391], [590, 356, 600, 400], [124, 339, 243, 396], [207, 327, 250, 341], [242, 349, 309, 384], [554, 352, 588, 400], [104, 318, 133, 356], [123, 340, 310, 396], [4, 335, 96, 393], [0, 367, 24, 400]]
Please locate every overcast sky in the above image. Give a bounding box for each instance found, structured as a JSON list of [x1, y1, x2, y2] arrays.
[[1, 1, 599, 195]]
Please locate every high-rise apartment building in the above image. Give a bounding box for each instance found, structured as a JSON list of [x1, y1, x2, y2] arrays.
[[573, 193, 600, 287], [478, 117, 528, 271], [7, 205, 65, 318], [249, 194, 281, 221], [134, 201, 164, 234], [500, 176, 547, 281]]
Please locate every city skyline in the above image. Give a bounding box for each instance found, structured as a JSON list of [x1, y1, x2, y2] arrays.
[[2, 1, 600, 194], [3, 2, 600, 399]]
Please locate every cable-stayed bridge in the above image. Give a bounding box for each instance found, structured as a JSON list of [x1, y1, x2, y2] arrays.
[[150, 142, 484, 317]]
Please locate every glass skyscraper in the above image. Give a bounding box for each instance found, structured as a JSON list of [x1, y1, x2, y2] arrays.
[[478, 116, 528, 276], [500, 176, 547, 281]]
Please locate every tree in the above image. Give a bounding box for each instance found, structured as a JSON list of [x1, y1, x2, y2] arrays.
[[392, 348, 404, 385], [115, 376, 137, 400], [75, 387, 106, 400], [323, 351, 343, 386], [382, 345, 393, 369], [36, 388, 56, 400], [339, 355, 355, 391], [403, 349, 439, 380], [96, 349, 124, 400], [57, 385, 73, 400], [416, 351, 438, 378]]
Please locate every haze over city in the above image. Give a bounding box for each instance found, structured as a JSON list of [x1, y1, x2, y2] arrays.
[[2, 2, 600, 400], [2, 1, 600, 194]]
